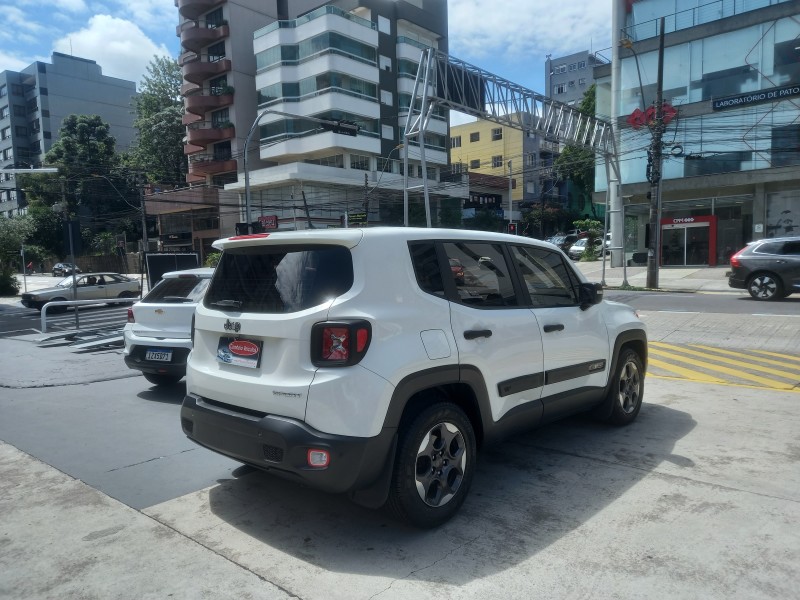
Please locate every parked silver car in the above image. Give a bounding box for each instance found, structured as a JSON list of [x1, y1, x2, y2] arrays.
[[20, 273, 140, 311]]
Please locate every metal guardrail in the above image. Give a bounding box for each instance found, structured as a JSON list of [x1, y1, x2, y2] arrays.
[[41, 298, 140, 333]]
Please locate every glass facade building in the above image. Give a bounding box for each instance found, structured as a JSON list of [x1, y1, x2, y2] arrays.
[[596, 0, 798, 266]]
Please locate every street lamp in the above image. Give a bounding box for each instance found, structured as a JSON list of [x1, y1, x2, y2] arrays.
[[243, 109, 358, 232]]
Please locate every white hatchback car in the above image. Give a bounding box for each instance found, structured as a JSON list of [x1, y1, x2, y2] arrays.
[[181, 228, 647, 527], [123, 267, 213, 386]]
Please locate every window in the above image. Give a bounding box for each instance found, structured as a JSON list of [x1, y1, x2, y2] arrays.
[[511, 246, 578, 308], [350, 153, 370, 170], [13, 105, 25, 117], [39, 87, 48, 96], [2, 148, 12, 160], [450, 135, 461, 148], [492, 155, 503, 168], [443, 242, 518, 307], [491, 128, 502, 141], [11, 84, 23, 95], [29, 141, 41, 154], [554, 65, 566, 74], [579, 78, 586, 86], [469, 131, 480, 142], [0, 127, 8, 140], [0, 85, 6, 98], [568, 63, 577, 71], [410, 242, 445, 298], [378, 15, 390, 34], [29, 119, 39, 132], [379, 55, 392, 71], [525, 153, 534, 167], [380, 90, 392, 105], [382, 124, 393, 140], [0, 106, 7, 119], [469, 159, 480, 169], [15, 126, 27, 136], [555, 84, 566, 94], [568, 81, 575, 87], [211, 108, 229, 127], [526, 181, 535, 194], [207, 41, 226, 62], [578, 60, 586, 69]]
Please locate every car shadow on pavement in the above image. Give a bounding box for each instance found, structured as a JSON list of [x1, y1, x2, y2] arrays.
[[186, 403, 696, 587], [137, 381, 186, 404]]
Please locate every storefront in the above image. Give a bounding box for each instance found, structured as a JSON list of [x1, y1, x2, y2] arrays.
[[660, 215, 717, 267]]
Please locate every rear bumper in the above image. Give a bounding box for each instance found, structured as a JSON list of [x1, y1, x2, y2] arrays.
[[124, 344, 191, 376], [181, 393, 396, 494]]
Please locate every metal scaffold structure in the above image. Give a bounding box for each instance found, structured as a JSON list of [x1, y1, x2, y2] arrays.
[[403, 46, 622, 278]]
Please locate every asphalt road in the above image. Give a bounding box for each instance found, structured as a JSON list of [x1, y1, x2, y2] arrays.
[[0, 301, 798, 599]]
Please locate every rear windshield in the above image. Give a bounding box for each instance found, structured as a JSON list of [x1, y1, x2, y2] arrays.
[[143, 276, 210, 303], [204, 244, 353, 313]]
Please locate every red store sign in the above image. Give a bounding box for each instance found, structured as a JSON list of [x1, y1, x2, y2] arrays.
[[258, 215, 278, 230]]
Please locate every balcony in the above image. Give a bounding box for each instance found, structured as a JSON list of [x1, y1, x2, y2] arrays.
[[181, 81, 201, 96], [176, 0, 225, 21], [188, 154, 237, 177], [186, 122, 235, 146], [178, 20, 229, 54], [184, 89, 234, 117], [182, 112, 202, 126], [181, 54, 232, 85]]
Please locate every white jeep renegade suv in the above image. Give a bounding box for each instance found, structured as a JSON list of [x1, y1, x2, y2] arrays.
[[181, 227, 647, 528]]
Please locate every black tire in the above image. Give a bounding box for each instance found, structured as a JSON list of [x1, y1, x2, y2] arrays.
[[143, 372, 183, 386], [747, 272, 784, 301], [49, 297, 68, 313], [606, 348, 644, 426], [385, 403, 476, 528]]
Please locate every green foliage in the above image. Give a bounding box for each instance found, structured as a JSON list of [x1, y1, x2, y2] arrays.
[[553, 85, 597, 213], [437, 198, 463, 228], [522, 203, 579, 239], [0, 270, 20, 296], [463, 208, 502, 233], [204, 252, 221, 267], [92, 232, 117, 255], [573, 218, 604, 261], [45, 115, 117, 179], [128, 56, 186, 185]]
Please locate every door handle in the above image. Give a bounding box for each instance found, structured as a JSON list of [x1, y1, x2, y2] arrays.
[[543, 324, 564, 333], [464, 329, 492, 340]]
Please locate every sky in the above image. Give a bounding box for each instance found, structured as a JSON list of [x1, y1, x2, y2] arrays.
[[1, 0, 612, 106]]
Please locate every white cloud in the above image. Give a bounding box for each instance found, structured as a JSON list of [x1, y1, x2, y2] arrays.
[[448, 0, 611, 62], [51, 14, 172, 85], [111, 0, 175, 28]]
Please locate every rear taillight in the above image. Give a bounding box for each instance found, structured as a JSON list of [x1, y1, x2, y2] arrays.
[[311, 320, 372, 367], [127, 308, 134, 323], [729, 247, 746, 267]]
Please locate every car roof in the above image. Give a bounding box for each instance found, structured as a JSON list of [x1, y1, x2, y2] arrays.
[[212, 227, 554, 251], [161, 267, 215, 279]]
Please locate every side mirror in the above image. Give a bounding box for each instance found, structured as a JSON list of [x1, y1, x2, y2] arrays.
[[579, 282, 603, 309]]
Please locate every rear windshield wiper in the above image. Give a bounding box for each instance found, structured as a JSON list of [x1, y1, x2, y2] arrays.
[[209, 299, 242, 309]]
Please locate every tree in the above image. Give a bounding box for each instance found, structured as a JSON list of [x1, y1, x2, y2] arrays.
[[554, 85, 598, 218], [0, 216, 34, 295], [463, 208, 502, 233], [572, 217, 604, 261], [127, 55, 187, 185]]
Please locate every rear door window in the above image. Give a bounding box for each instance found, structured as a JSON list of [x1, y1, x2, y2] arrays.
[[143, 277, 210, 303], [205, 245, 353, 313], [441, 241, 518, 308]]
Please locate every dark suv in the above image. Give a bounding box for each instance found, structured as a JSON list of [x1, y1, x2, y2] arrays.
[[728, 237, 800, 300], [52, 262, 81, 277]]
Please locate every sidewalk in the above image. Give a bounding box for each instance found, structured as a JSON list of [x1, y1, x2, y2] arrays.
[[573, 261, 736, 293]]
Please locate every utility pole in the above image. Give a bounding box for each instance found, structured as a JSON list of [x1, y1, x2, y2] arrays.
[[139, 175, 149, 292], [507, 159, 513, 233], [60, 178, 79, 329], [363, 172, 369, 215], [646, 17, 666, 289]]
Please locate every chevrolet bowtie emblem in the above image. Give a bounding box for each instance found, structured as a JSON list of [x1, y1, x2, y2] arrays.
[[155, 309, 164, 315]]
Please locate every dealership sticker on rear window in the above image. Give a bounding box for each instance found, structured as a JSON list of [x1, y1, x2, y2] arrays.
[[217, 337, 263, 369]]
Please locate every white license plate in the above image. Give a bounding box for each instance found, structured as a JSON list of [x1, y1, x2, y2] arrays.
[[145, 349, 172, 362]]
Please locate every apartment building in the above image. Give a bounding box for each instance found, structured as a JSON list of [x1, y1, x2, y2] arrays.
[[176, 0, 449, 231], [546, 50, 603, 106], [0, 53, 137, 216], [596, 0, 799, 267], [448, 115, 563, 226]]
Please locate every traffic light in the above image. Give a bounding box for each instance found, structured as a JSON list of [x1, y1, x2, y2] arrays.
[[508, 222, 517, 235]]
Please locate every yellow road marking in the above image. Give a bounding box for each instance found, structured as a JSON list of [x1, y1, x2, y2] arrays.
[[648, 373, 800, 393], [749, 349, 800, 364], [649, 346, 797, 390], [651, 342, 800, 380], [689, 344, 800, 372], [648, 357, 726, 384]]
